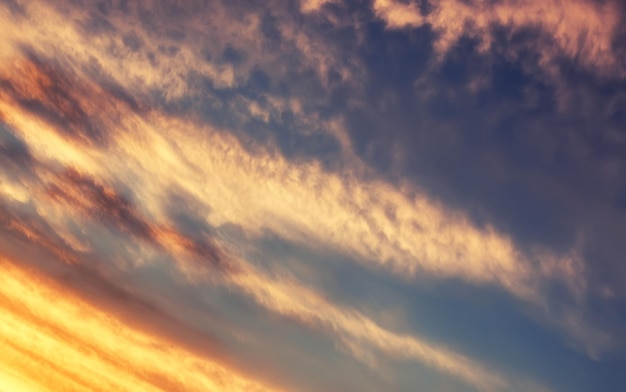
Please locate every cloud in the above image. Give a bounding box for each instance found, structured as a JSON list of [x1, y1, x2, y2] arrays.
[[45, 169, 154, 241], [0, 44, 564, 300], [0, 48, 553, 391], [43, 169, 228, 270], [0, 0, 362, 171], [300, 0, 335, 13], [0, 258, 284, 392], [0, 157, 520, 391], [371, 0, 623, 75], [373, 0, 424, 29], [0, 0, 357, 100], [0, 0, 623, 390], [224, 263, 512, 391], [2, 178, 519, 392], [0, 53, 112, 146], [0, 122, 33, 167], [141, 110, 581, 303], [0, 41, 589, 332]]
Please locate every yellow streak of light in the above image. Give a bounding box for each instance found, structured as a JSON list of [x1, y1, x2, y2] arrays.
[[0, 362, 45, 392], [0, 98, 102, 178], [0, 175, 30, 204], [0, 258, 282, 392]]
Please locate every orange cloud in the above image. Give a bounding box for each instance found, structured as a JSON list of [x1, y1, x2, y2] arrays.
[[0, 49, 581, 307], [0, 54, 559, 391], [0, 258, 284, 392], [300, 0, 335, 13], [373, 0, 423, 29], [0, 2, 597, 387]]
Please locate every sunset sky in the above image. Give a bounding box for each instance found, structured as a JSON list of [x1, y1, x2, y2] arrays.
[[0, 1, 625, 391]]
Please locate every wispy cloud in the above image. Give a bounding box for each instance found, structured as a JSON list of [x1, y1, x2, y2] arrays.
[[0, 49, 554, 390], [371, 0, 622, 75], [0, 46, 580, 300], [373, 0, 424, 29], [1, 0, 624, 391]]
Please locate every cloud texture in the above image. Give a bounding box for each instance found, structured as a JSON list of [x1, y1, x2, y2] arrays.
[[1, 0, 625, 391]]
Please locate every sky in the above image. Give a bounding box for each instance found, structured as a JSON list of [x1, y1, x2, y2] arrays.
[[0, 0, 625, 391]]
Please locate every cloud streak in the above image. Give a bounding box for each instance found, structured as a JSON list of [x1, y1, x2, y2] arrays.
[[0, 259, 283, 392], [0, 48, 552, 391], [1, 0, 624, 391], [0, 43, 581, 301]]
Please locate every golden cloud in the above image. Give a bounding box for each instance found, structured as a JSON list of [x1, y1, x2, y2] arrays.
[[0, 258, 283, 392]]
